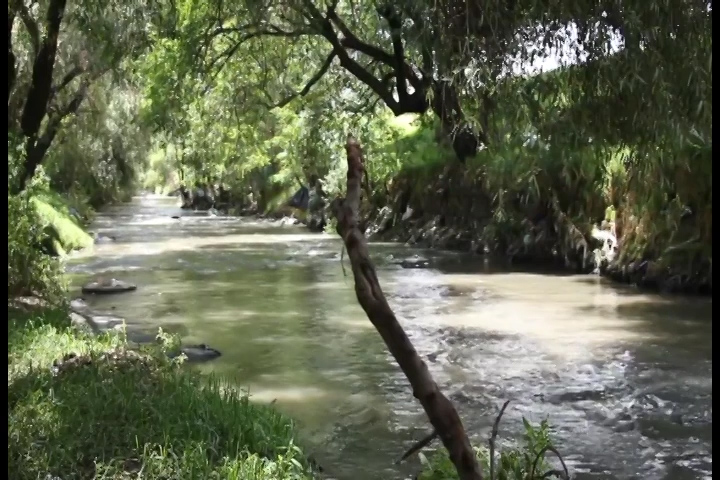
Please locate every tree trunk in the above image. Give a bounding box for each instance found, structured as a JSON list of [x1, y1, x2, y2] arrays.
[[8, 12, 16, 104], [331, 135, 482, 480]]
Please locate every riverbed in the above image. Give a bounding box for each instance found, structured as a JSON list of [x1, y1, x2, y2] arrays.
[[67, 195, 712, 480]]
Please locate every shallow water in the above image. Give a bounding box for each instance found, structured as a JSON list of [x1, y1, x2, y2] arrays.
[[67, 195, 713, 480]]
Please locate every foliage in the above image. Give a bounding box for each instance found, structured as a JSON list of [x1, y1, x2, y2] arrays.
[[42, 74, 153, 207], [8, 0, 157, 194], [8, 307, 316, 480], [7, 162, 72, 300], [134, 0, 711, 287], [417, 419, 558, 480]]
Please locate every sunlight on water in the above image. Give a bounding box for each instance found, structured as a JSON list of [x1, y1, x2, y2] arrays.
[[68, 195, 713, 480]]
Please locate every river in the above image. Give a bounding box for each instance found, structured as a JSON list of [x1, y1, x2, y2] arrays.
[[66, 195, 712, 480]]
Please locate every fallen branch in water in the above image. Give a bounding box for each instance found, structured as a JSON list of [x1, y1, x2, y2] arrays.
[[340, 244, 348, 277], [394, 429, 439, 465], [488, 400, 511, 480], [330, 134, 482, 480]]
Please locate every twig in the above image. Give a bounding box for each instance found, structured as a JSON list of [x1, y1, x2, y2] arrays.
[[489, 400, 511, 480], [340, 244, 348, 277], [394, 429, 439, 465], [530, 445, 570, 480]]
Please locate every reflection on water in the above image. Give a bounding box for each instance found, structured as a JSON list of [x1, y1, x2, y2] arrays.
[[67, 195, 713, 480]]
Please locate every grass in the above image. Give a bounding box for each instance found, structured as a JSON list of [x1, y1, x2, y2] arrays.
[[31, 190, 94, 253], [8, 307, 315, 480]]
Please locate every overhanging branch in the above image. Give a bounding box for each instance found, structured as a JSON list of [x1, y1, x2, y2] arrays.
[[271, 50, 337, 108], [50, 65, 85, 99], [16, 1, 40, 56], [301, 0, 401, 113]]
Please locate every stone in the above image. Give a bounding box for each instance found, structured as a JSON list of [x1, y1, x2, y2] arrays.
[[81, 278, 137, 295], [169, 344, 222, 363]]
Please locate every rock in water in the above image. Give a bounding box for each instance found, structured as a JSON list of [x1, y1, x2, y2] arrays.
[[81, 278, 137, 295], [169, 344, 222, 363]]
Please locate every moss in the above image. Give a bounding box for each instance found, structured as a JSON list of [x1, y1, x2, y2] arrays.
[[31, 190, 94, 253]]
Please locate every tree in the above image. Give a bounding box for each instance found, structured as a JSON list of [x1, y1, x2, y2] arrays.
[[8, 0, 154, 193]]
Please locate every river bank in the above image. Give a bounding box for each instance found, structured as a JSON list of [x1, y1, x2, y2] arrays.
[[7, 302, 318, 479], [164, 160, 712, 297]]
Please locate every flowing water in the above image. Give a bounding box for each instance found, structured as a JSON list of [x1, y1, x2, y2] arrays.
[[67, 195, 712, 480]]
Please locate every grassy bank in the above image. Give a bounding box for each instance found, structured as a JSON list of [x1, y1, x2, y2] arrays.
[[8, 307, 315, 480]]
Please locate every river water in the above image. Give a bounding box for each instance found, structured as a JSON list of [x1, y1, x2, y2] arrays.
[[67, 195, 712, 480]]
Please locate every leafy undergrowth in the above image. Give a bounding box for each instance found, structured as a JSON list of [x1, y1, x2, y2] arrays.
[[417, 418, 567, 480], [8, 308, 315, 480]]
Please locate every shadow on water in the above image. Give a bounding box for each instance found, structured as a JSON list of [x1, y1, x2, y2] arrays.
[[68, 196, 713, 480]]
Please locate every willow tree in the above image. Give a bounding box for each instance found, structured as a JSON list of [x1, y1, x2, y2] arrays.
[[7, 0, 155, 192]]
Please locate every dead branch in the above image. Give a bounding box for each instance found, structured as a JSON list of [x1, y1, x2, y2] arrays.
[[488, 400, 511, 480], [394, 429, 439, 465], [331, 135, 482, 480], [340, 245, 348, 277]]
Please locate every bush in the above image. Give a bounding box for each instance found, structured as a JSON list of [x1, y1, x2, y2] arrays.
[[8, 308, 315, 480], [7, 193, 65, 300]]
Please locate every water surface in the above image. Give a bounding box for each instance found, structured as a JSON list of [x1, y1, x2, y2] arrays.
[[68, 195, 712, 480]]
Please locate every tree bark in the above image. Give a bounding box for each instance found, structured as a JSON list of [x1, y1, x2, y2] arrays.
[[331, 135, 482, 480], [20, 0, 67, 138]]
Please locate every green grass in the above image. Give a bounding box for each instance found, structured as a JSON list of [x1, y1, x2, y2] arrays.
[[31, 190, 94, 253], [8, 307, 315, 480]]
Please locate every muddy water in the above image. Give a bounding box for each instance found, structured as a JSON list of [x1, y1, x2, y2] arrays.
[[67, 195, 712, 480]]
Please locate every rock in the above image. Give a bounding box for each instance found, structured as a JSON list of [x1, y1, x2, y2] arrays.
[[94, 235, 115, 244], [394, 255, 431, 269], [171, 215, 180, 219], [280, 216, 300, 226], [70, 297, 90, 312], [81, 278, 137, 295], [169, 344, 222, 363], [70, 311, 96, 334]]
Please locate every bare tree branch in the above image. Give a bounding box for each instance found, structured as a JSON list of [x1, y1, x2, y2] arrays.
[[331, 135, 482, 480], [395, 429, 439, 465]]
